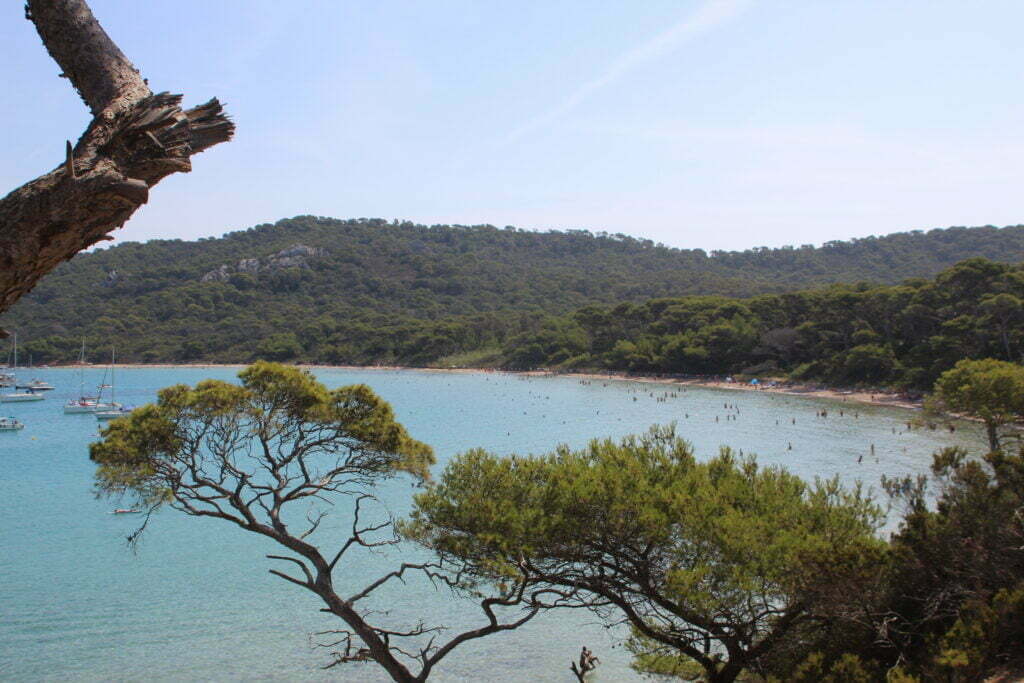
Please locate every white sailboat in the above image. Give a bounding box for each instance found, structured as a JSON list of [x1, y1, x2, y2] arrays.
[[0, 349, 12, 387], [15, 352, 54, 390], [95, 349, 131, 421], [64, 340, 117, 414], [0, 333, 45, 403]]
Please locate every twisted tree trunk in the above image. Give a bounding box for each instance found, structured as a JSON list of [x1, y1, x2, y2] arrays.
[[0, 0, 233, 330]]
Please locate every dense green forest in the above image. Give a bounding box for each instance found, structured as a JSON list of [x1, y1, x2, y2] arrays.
[[3, 217, 1024, 382], [505, 257, 1024, 390]]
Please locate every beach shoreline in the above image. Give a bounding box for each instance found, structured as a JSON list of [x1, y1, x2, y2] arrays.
[[37, 362, 922, 411]]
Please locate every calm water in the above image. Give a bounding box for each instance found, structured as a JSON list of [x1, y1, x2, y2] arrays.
[[0, 367, 982, 682]]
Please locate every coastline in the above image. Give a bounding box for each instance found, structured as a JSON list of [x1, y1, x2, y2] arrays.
[[524, 370, 922, 411], [41, 362, 922, 412]]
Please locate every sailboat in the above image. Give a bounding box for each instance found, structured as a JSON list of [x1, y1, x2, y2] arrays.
[[0, 348, 12, 386], [15, 352, 53, 390], [64, 340, 118, 414], [0, 333, 45, 403], [15, 353, 54, 390], [95, 349, 132, 420]]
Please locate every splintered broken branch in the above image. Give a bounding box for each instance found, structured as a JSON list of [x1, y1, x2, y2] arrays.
[[0, 0, 234, 328]]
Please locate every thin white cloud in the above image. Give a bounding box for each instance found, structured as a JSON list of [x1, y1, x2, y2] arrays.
[[502, 0, 751, 145]]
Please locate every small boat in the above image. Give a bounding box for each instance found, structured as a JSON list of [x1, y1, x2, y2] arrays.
[[96, 405, 134, 421], [111, 508, 140, 514], [65, 398, 119, 414], [15, 379, 55, 391], [0, 416, 25, 431], [1, 333, 46, 403], [65, 341, 117, 414], [94, 350, 130, 421], [1, 391, 45, 403]]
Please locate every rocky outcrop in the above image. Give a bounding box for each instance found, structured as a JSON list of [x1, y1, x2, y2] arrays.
[[199, 244, 325, 283], [237, 258, 260, 274], [267, 244, 326, 269], [200, 264, 232, 283]]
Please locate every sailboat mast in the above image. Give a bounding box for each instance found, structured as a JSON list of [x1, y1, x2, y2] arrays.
[[80, 339, 86, 396]]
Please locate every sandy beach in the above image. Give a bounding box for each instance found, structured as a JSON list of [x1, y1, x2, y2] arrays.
[[42, 362, 923, 412], [549, 371, 922, 411]]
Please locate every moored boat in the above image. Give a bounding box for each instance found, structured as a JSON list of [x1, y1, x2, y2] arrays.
[[0, 416, 25, 431], [93, 349, 127, 420], [15, 379, 55, 391], [64, 340, 115, 414], [64, 398, 119, 414], [96, 405, 134, 421], [1, 333, 47, 403], [0, 391, 46, 403]]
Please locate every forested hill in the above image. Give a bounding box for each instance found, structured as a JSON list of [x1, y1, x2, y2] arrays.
[[3, 216, 1024, 363]]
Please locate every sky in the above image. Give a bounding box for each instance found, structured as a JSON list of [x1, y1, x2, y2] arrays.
[[2, 0, 1022, 251]]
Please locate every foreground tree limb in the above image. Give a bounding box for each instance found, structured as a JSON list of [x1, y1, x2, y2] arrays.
[[0, 0, 233, 325], [90, 363, 537, 681]]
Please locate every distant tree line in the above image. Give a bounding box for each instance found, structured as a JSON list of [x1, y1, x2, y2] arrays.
[[8, 257, 1024, 393], [4, 216, 1024, 377], [503, 257, 1024, 390]]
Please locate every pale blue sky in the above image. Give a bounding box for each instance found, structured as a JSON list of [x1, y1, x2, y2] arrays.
[[2, 1, 1022, 250]]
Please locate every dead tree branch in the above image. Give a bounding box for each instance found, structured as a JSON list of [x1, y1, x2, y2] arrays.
[[0, 0, 233, 326]]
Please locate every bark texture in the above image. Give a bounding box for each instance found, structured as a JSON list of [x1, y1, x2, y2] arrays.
[[0, 0, 233, 329]]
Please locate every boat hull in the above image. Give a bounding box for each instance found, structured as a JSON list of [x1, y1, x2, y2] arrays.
[[95, 411, 128, 420], [1, 393, 46, 402], [64, 402, 117, 414]]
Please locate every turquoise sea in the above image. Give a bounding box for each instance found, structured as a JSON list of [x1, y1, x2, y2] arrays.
[[0, 367, 982, 682]]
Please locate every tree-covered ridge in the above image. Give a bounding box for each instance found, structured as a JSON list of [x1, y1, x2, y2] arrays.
[[9, 255, 1019, 393], [505, 258, 1024, 390], [3, 217, 1024, 365]]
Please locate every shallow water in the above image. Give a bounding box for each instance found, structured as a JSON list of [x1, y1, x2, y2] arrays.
[[0, 367, 982, 682]]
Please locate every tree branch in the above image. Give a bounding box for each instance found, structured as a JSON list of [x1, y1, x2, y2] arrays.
[[0, 0, 233, 324], [267, 554, 315, 587], [28, 0, 150, 116]]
